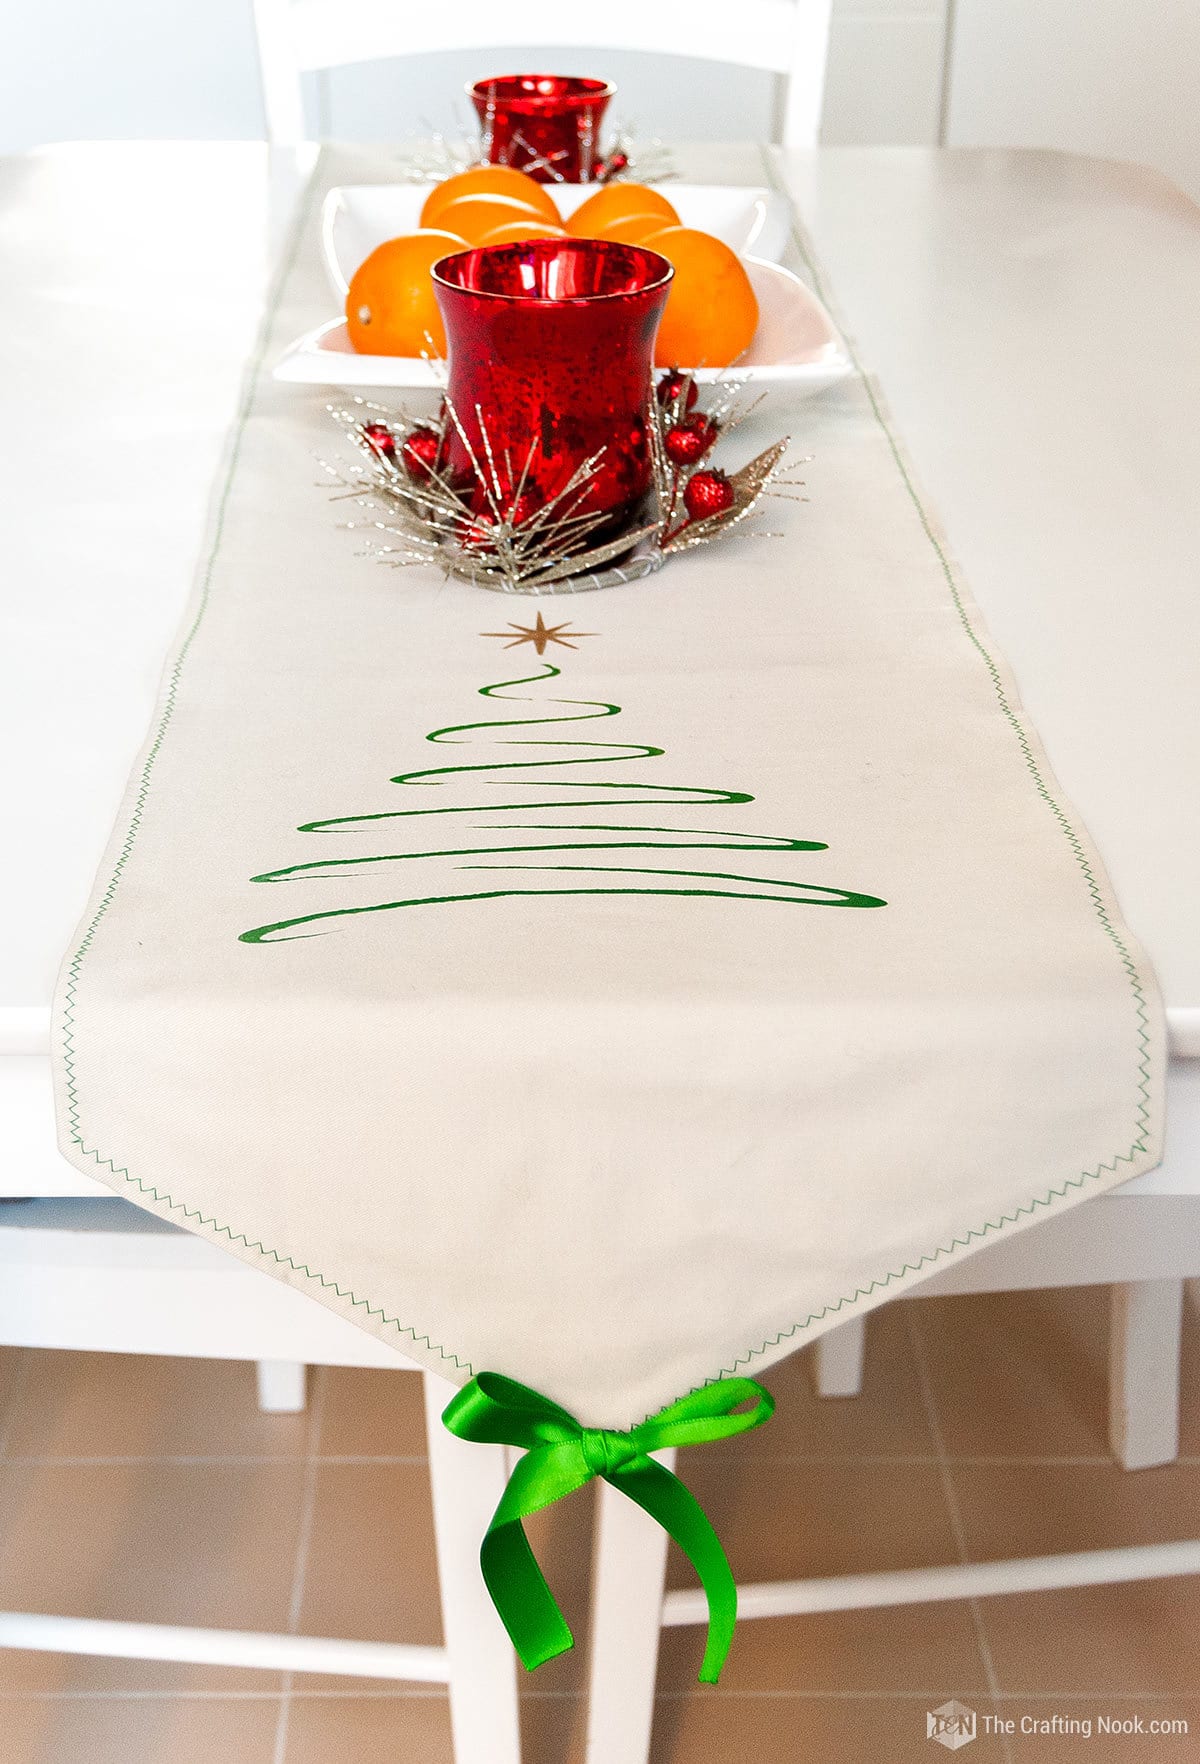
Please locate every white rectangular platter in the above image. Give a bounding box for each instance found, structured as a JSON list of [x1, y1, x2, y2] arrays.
[[321, 182, 793, 295], [272, 182, 852, 396]]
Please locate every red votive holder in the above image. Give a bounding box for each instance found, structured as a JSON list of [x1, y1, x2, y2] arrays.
[[432, 238, 673, 532], [469, 74, 615, 183]]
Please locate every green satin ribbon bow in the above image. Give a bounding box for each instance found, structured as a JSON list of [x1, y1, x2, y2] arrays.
[[442, 1371, 775, 1684]]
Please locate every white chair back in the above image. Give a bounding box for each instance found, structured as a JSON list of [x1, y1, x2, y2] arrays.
[[252, 0, 833, 148]]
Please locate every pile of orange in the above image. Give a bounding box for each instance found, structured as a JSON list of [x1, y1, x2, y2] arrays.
[[345, 167, 759, 368]]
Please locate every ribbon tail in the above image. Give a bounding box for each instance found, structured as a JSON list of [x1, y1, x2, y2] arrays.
[[480, 1442, 593, 1672], [611, 1456, 738, 1684]]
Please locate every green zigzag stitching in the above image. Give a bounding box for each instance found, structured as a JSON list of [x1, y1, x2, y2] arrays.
[[56, 154, 470, 1379], [77, 1143, 470, 1370], [701, 148, 1157, 1382]]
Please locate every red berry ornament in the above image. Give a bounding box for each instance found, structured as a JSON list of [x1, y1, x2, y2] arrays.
[[598, 150, 630, 182], [399, 425, 442, 481], [656, 368, 699, 413], [684, 468, 735, 522], [361, 421, 396, 460], [664, 414, 718, 467]]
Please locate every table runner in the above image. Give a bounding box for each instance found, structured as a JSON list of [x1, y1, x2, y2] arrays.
[[54, 146, 1164, 1432]]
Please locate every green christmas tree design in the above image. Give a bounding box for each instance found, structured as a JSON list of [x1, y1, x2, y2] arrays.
[[240, 658, 885, 945]]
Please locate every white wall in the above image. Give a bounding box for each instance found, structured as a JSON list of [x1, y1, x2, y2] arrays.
[[823, 0, 949, 145], [8, 1, 1196, 196], [948, 0, 1200, 203], [0, 0, 265, 149], [0, 0, 950, 154]]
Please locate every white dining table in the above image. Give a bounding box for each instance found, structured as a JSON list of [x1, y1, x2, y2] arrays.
[[2, 138, 1197, 1188], [3, 138, 1200, 1764]]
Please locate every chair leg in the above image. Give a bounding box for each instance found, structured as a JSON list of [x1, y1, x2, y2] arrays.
[[1109, 1280, 1184, 1470], [812, 1315, 867, 1397], [422, 1372, 521, 1764], [255, 1359, 307, 1412], [584, 1449, 675, 1764]]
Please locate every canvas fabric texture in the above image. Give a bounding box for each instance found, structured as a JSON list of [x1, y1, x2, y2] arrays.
[[53, 147, 1164, 1427]]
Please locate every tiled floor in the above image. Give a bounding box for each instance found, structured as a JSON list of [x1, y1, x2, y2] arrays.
[[1, 1287, 1199, 1761]]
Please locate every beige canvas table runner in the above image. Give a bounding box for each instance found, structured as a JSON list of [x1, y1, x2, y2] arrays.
[[54, 147, 1164, 1429]]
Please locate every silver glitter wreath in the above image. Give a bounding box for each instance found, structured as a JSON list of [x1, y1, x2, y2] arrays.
[[321, 373, 801, 596]]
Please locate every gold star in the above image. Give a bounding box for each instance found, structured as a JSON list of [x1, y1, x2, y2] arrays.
[[480, 612, 596, 656]]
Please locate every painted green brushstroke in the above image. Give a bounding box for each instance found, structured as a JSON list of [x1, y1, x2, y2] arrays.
[[240, 664, 885, 943]]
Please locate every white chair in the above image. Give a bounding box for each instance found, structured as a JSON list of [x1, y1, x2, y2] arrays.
[[584, 1056, 1200, 1764], [811, 1059, 1200, 1476], [250, 0, 834, 148], [0, 1197, 520, 1764], [813, 1280, 1189, 1474]]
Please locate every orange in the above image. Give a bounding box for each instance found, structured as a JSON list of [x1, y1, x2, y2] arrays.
[[565, 182, 680, 239], [420, 166, 561, 230], [474, 218, 570, 246], [586, 211, 678, 247], [431, 193, 558, 246], [640, 226, 759, 367], [345, 230, 465, 357]]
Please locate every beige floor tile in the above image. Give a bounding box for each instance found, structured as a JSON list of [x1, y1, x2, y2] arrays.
[[520, 1693, 589, 1764], [653, 1691, 1014, 1763], [294, 1459, 594, 1695], [0, 1345, 29, 1439], [294, 1462, 441, 1656], [1, 1349, 310, 1461], [676, 1456, 963, 1584], [0, 1460, 304, 1692], [0, 1695, 282, 1764], [1178, 1297, 1200, 1459], [953, 1461, 1200, 1692], [3, 1285, 1195, 1756], [658, 1458, 986, 1693], [913, 1287, 1110, 1458], [528, 1691, 1200, 1764], [281, 1690, 453, 1762], [659, 1601, 991, 1699], [316, 1362, 428, 1458], [692, 1307, 934, 1463], [989, 1699, 1200, 1760], [286, 1689, 585, 1764]]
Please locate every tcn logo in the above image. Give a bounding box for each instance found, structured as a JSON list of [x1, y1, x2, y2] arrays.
[[927, 1701, 977, 1750]]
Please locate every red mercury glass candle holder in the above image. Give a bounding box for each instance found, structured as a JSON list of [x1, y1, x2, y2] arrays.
[[469, 74, 615, 183], [432, 238, 673, 537]]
